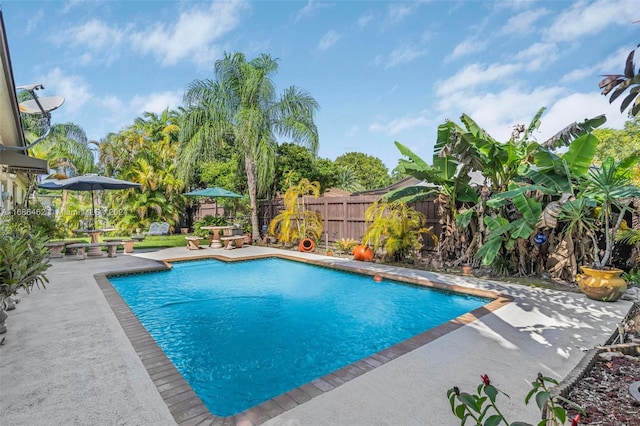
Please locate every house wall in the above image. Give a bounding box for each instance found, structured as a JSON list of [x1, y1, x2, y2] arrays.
[[0, 169, 27, 214]]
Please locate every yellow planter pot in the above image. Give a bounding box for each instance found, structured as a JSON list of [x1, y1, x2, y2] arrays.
[[576, 266, 627, 302]]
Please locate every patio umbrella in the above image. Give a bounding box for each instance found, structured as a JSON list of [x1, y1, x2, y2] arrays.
[[183, 187, 243, 198], [184, 187, 243, 217], [38, 174, 141, 229]]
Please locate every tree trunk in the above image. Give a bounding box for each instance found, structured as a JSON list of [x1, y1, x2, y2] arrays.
[[245, 153, 261, 242]]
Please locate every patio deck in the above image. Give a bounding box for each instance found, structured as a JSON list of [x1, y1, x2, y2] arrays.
[[0, 245, 633, 425]]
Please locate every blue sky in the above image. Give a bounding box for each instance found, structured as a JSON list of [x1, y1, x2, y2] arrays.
[[4, 0, 639, 170]]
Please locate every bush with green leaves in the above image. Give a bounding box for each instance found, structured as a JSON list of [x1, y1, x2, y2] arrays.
[[0, 216, 51, 333], [5, 202, 65, 240]]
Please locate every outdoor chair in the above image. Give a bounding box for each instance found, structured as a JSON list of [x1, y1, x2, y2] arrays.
[[144, 222, 170, 236]]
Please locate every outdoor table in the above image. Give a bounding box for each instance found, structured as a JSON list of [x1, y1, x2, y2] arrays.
[[73, 228, 114, 256], [201, 225, 234, 248]]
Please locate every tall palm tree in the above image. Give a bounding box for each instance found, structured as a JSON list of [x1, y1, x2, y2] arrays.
[[28, 122, 96, 215], [179, 52, 319, 241], [28, 122, 95, 178]]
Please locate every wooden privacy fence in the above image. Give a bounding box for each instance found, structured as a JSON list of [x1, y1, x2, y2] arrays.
[[258, 195, 441, 251]]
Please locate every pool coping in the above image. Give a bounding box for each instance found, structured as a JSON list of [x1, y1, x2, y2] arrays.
[[95, 253, 513, 426]]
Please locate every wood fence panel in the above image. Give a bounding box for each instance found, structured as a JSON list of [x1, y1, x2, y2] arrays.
[[259, 195, 440, 251]]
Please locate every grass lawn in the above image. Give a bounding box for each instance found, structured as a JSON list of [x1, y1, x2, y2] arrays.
[[58, 234, 188, 249]]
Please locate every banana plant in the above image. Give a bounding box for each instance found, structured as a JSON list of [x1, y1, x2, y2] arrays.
[[476, 183, 545, 265], [599, 43, 640, 116], [561, 155, 640, 269]]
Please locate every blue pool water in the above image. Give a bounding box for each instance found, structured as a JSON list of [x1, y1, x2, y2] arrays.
[[109, 258, 488, 416]]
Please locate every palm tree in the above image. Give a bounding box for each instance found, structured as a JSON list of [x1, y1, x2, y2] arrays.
[[28, 123, 96, 217], [29, 123, 95, 179], [179, 52, 319, 241]]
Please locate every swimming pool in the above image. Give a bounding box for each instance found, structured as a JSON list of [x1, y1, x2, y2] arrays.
[[109, 258, 489, 417]]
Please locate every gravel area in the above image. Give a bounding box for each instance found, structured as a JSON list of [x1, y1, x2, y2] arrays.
[[564, 351, 640, 425]]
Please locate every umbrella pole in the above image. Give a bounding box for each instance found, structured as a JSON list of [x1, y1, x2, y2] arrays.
[[91, 188, 96, 230]]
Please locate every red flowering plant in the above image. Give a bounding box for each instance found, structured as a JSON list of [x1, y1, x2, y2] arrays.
[[447, 373, 584, 426]]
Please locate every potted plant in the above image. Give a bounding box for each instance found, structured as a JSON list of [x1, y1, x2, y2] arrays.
[[561, 156, 640, 301], [268, 176, 323, 252]]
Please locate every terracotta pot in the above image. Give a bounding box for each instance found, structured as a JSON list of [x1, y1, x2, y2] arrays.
[[352, 244, 374, 261], [299, 238, 316, 252], [576, 266, 627, 302], [461, 265, 472, 276]]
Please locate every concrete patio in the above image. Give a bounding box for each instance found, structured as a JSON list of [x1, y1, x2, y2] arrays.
[[0, 245, 633, 425]]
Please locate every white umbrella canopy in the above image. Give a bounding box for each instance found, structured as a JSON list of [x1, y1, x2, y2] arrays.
[[38, 174, 141, 229]]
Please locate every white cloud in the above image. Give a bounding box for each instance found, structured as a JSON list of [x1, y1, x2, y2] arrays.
[[560, 45, 636, 85], [317, 30, 340, 51], [500, 8, 549, 36], [547, 0, 638, 43], [130, 1, 248, 67], [596, 45, 637, 74], [295, 0, 333, 21], [41, 67, 92, 113], [129, 91, 183, 116], [345, 125, 360, 138], [357, 12, 373, 28], [515, 42, 558, 70], [559, 66, 597, 84], [52, 18, 125, 64], [386, 44, 428, 68], [437, 85, 567, 141], [536, 92, 628, 140], [436, 62, 523, 98], [446, 38, 487, 62], [25, 10, 44, 35], [369, 112, 430, 135], [387, 3, 417, 23]]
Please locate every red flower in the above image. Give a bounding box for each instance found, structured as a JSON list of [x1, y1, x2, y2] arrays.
[[571, 414, 580, 426], [481, 374, 491, 386]]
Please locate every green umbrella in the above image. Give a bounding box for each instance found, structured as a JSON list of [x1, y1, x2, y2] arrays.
[[183, 187, 242, 198], [184, 187, 243, 218]]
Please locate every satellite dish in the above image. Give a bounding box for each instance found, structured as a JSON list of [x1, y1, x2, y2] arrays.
[[16, 83, 44, 92], [19, 96, 65, 114]]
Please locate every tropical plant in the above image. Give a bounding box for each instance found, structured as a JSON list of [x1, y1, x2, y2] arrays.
[[179, 52, 319, 242], [28, 123, 96, 179], [390, 109, 610, 279], [559, 155, 640, 270], [599, 42, 640, 116], [447, 373, 583, 426], [0, 217, 50, 334], [362, 200, 436, 262], [268, 176, 323, 245], [333, 237, 359, 254], [334, 166, 365, 193], [98, 108, 185, 233], [617, 223, 640, 266]]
